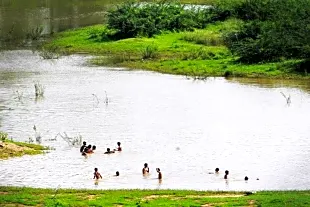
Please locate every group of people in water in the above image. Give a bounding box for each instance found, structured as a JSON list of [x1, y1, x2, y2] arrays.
[[81, 141, 251, 183], [80, 141, 122, 156]]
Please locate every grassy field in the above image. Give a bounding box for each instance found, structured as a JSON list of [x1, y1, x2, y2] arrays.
[[0, 186, 309, 206], [43, 18, 308, 79], [0, 135, 48, 159]]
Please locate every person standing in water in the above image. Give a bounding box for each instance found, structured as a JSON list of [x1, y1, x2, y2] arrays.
[[115, 142, 122, 151], [93, 168, 102, 179], [156, 168, 162, 180], [80, 141, 87, 153], [224, 170, 229, 179], [142, 163, 149, 175]]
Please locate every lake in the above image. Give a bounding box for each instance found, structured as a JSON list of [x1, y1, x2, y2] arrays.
[[0, 50, 309, 191]]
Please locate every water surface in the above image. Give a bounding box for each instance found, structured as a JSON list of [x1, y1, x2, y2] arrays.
[[0, 50, 310, 191]]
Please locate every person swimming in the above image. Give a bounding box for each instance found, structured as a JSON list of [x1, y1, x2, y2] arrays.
[[115, 171, 120, 176], [215, 168, 219, 173], [156, 168, 162, 180], [80, 141, 87, 153], [224, 170, 229, 179], [104, 148, 115, 154], [142, 163, 149, 175], [245, 176, 249, 181], [115, 142, 122, 151], [84, 145, 92, 153], [93, 168, 102, 179]]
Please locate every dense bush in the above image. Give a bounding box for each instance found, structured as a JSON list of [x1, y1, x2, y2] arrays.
[[107, 1, 223, 38], [223, 0, 310, 64]]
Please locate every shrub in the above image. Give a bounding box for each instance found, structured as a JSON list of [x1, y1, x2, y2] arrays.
[[142, 44, 158, 59], [107, 1, 220, 39]]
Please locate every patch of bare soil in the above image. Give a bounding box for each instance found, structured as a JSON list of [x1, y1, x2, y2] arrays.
[[142, 195, 174, 201], [187, 194, 244, 198]]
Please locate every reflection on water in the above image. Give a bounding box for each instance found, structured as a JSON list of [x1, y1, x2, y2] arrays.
[[0, 0, 127, 48], [0, 50, 310, 191]]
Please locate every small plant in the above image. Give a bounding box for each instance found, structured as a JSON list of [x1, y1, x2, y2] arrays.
[[39, 49, 59, 59], [34, 82, 45, 97], [0, 131, 8, 141], [14, 90, 23, 102], [26, 26, 44, 40], [142, 44, 158, 59]]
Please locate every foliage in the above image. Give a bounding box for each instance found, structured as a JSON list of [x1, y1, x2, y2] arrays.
[[222, 0, 310, 67], [0, 131, 8, 141], [107, 1, 218, 38], [142, 44, 158, 59]]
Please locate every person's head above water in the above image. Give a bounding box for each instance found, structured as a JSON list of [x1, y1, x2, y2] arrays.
[[144, 163, 148, 168], [215, 168, 219, 173], [92, 145, 96, 150], [107, 148, 111, 152], [87, 145, 92, 149], [117, 142, 121, 146], [156, 168, 160, 172], [83, 141, 86, 146], [225, 170, 229, 175], [116, 171, 120, 176], [244, 176, 249, 181], [94, 168, 98, 172]]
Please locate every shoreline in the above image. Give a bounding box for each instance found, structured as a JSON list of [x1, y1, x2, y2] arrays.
[[42, 20, 309, 80], [1, 186, 309, 206], [0, 132, 48, 159]]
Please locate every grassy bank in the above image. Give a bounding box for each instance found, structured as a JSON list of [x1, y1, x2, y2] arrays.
[[43, 18, 308, 79], [0, 132, 48, 159], [1, 186, 309, 206]]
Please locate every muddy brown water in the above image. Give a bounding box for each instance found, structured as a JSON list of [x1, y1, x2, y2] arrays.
[[0, 50, 309, 190]]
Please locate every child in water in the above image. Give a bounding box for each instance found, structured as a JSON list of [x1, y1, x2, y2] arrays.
[[104, 148, 115, 154], [80, 141, 87, 153], [142, 163, 150, 175], [115, 142, 122, 151], [224, 170, 229, 179], [156, 168, 162, 180], [93, 168, 102, 179]]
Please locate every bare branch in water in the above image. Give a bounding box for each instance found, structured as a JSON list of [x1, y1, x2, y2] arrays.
[[14, 90, 23, 102], [34, 81, 45, 97], [104, 91, 109, 104], [92, 93, 100, 107], [55, 132, 82, 147], [280, 92, 291, 105]]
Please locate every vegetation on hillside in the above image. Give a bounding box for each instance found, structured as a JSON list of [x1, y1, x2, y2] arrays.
[[43, 0, 310, 78]]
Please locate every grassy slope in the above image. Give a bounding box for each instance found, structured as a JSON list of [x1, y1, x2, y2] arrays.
[[1, 186, 310, 207], [44, 19, 308, 79], [0, 140, 48, 159]]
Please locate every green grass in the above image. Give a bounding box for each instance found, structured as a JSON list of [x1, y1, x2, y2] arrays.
[[43, 19, 309, 79], [0, 186, 309, 207], [0, 139, 48, 159]]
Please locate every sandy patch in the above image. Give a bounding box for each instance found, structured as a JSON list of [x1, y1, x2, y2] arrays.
[[142, 195, 174, 201], [186, 194, 244, 198], [1, 142, 32, 152], [248, 200, 256, 207]]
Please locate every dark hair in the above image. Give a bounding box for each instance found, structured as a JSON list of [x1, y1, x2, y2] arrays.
[[117, 142, 121, 146], [107, 148, 110, 152], [116, 171, 120, 176], [156, 168, 160, 172], [87, 145, 92, 149], [92, 145, 96, 150], [144, 163, 148, 167], [94, 168, 98, 171], [225, 170, 229, 175], [83, 141, 86, 145], [244, 176, 249, 181], [215, 168, 219, 172]]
